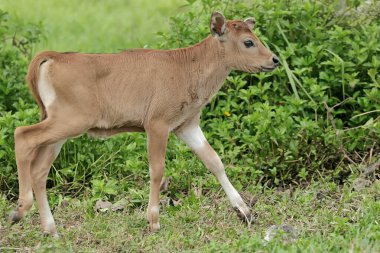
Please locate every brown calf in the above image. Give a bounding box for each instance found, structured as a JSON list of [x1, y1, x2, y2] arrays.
[[10, 12, 279, 236]]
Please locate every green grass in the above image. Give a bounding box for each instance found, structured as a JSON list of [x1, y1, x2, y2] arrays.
[[1, 179, 379, 252], [0, 0, 185, 52]]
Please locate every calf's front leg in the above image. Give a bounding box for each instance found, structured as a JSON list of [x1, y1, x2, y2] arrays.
[[176, 125, 254, 222], [145, 122, 169, 231]]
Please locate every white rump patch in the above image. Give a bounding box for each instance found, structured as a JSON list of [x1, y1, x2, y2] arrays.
[[178, 126, 206, 150], [38, 61, 56, 109]]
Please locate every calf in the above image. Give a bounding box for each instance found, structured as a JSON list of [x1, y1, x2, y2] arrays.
[[10, 12, 279, 236]]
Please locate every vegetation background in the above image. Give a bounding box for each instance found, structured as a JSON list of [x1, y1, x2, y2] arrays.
[[0, 0, 379, 252]]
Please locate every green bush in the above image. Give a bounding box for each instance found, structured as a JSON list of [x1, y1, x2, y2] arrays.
[[0, 10, 43, 112], [158, 0, 379, 186], [1, 0, 379, 201]]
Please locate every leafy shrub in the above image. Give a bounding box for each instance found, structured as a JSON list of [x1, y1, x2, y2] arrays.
[[0, 10, 43, 112], [158, 0, 379, 186]]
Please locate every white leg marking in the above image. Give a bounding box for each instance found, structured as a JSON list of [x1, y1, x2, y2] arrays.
[[41, 198, 56, 234], [38, 61, 56, 108], [149, 206, 159, 215], [53, 140, 66, 158], [218, 173, 243, 206], [207, 155, 242, 207], [44, 210, 55, 226], [26, 189, 34, 201], [178, 126, 206, 151]]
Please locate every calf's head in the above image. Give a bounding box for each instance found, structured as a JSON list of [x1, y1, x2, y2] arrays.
[[210, 12, 279, 73]]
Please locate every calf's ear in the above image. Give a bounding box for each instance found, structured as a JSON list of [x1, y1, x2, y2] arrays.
[[210, 11, 226, 39], [244, 17, 256, 30]]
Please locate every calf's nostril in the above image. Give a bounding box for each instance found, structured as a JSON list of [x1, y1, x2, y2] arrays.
[[273, 56, 279, 65]]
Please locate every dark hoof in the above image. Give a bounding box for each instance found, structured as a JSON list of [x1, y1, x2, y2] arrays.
[[8, 210, 22, 224], [234, 207, 255, 224]]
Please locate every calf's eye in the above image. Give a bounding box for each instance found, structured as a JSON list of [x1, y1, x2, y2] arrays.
[[244, 40, 255, 48]]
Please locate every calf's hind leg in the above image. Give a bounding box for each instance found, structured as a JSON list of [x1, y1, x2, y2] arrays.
[[11, 118, 87, 235], [9, 126, 35, 223], [30, 141, 65, 236]]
